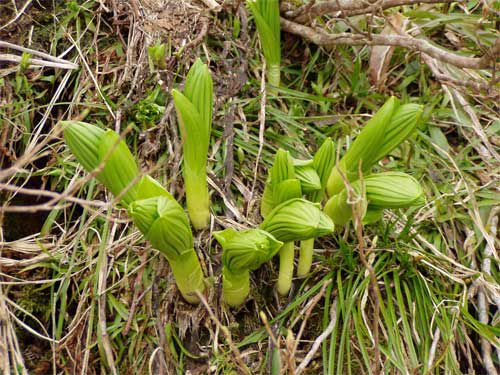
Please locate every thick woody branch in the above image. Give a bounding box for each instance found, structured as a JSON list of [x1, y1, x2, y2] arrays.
[[289, 0, 457, 22], [280, 18, 500, 70]]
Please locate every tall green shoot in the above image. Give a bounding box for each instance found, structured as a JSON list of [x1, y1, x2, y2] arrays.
[[172, 59, 213, 230], [248, 0, 281, 92]]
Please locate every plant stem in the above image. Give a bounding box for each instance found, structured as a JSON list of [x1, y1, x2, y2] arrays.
[[297, 238, 315, 278], [277, 241, 295, 296], [168, 249, 205, 304], [184, 171, 210, 230], [267, 63, 280, 95], [222, 268, 250, 307]]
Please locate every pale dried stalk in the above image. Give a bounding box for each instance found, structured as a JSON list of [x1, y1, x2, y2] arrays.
[[296, 298, 338, 374], [427, 327, 441, 370], [0, 53, 77, 70], [0, 0, 33, 31], [248, 58, 267, 214], [0, 41, 78, 68], [290, 0, 457, 21], [0, 286, 28, 375], [280, 18, 500, 70], [478, 210, 499, 375]]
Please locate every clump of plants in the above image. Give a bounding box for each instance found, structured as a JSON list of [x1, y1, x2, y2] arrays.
[[63, 48, 425, 308]]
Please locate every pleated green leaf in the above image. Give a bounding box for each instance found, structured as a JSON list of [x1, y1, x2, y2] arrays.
[[373, 103, 423, 162], [324, 172, 424, 225], [172, 90, 210, 173], [363, 207, 384, 225], [172, 59, 213, 229], [97, 130, 140, 204], [260, 177, 275, 218], [261, 149, 302, 218], [273, 179, 302, 206], [326, 96, 399, 196], [311, 137, 336, 202], [273, 149, 295, 182], [128, 196, 193, 259], [324, 185, 367, 226], [182, 59, 213, 135], [293, 159, 322, 194], [63, 121, 139, 205], [247, 0, 281, 68], [215, 228, 283, 272], [62, 121, 104, 172], [261, 198, 334, 242], [135, 175, 174, 201], [364, 172, 425, 208]]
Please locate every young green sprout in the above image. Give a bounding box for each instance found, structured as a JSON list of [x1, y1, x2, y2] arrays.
[[296, 138, 336, 278], [62, 121, 140, 205], [311, 138, 336, 203], [324, 172, 425, 225], [128, 196, 205, 304], [172, 59, 213, 230], [292, 158, 322, 279], [326, 96, 398, 196], [148, 41, 167, 70], [247, 0, 281, 92], [260, 149, 302, 295], [63, 121, 205, 304], [214, 228, 282, 307], [260, 198, 334, 295], [293, 159, 322, 195], [326, 97, 423, 196]]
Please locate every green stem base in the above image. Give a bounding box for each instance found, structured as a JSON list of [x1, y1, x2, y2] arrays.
[[297, 238, 315, 278], [185, 172, 210, 230], [277, 242, 295, 296], [267, 64, 280, 95], [168, 249, 205, 304], [222, 268, 250, 308]]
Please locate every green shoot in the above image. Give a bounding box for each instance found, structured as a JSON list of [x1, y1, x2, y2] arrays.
[[128, 196, 205, 303], [260, 198, 334, 294], [214, 228, 282, 307], [62, 121, 139, 205], [63, 121, 205, 303], [324, 172, 425, 225], [261, 149, 302, 295], [172, 59, 213, 229], [248, 0, 281, 91]]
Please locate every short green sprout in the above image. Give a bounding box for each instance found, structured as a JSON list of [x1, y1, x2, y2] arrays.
[[214, 228, 282, 307]]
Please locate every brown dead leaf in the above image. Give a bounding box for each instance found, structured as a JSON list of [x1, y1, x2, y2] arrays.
[[368, 13, 409, 88]]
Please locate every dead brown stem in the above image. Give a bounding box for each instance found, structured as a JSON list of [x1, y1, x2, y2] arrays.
[[290, 0, 457, 22], [280, 18, 500, 70]]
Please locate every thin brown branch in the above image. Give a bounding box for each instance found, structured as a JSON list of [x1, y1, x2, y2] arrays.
[[280, 18, 500, 70], [289, 0, 457, 22]]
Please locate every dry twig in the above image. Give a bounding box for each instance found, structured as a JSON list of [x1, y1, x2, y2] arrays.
[[296, 298, 338, 374], [280, 18, 500, 70], [196, 292, 251, 375], [289, 0, 457, 21]]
